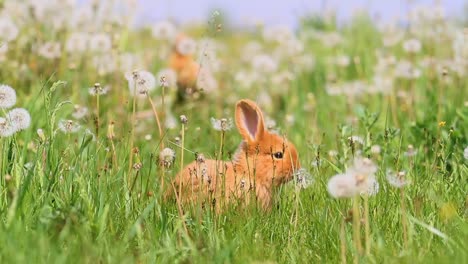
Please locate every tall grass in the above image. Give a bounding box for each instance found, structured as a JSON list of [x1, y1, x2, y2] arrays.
[[0, 2, 467, 263]]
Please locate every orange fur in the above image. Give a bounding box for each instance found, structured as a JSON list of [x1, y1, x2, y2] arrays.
[[167, 99, 300, 211], [169, 33, 200, 95]]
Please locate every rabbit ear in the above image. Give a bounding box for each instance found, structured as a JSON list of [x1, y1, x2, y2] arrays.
[[235, 99, 266, 143]]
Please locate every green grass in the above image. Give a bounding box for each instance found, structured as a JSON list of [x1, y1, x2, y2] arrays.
[[1, 3, 467, 264]]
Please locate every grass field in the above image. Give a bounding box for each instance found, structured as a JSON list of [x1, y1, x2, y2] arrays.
[[0, 1, 467, 263]]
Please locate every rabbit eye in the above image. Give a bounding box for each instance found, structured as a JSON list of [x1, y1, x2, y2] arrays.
[[273, 152, 283, 159]]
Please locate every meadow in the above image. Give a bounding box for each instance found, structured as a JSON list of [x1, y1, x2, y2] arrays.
[[0, 1, 467, 263]]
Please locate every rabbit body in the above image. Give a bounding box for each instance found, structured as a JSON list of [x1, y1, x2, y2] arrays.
[[168, 99, 300, 210]]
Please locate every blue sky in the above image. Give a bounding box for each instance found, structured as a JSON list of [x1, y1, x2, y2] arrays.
[[137, 0, 466, 28]]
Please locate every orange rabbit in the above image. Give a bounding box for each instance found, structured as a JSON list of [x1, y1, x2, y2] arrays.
[[169, 33, 200, 102], [167, 99, 300, 211]]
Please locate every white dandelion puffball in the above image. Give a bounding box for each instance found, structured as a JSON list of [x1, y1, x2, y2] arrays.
[[251, 54, 278, 74], [159, 147, 176, 168], [151, 21, 177, 41], [65, 32, 89, 53], [371, 145, 381, 154], [7, 108, 31, 131], [0, 84, 17, 109], [37, 42, 62, 59], [176, 37, 197, 56], [464, 146, 468, 160], [58, 119, 81, 134], [295, 168, 314, 189], [327, 173, 357, 198], [364, 177, 380, 196], [156, 68, 177, 88], [0, 117, 16, 137], [89, 33, 112, 53], [211, 117, 233, 132], [0, 16, 19, 42], [125, 70, 156, 96], [386, 170, 410, 188], [403, 38, 422, 54]]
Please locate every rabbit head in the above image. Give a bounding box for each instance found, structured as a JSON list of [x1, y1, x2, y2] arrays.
[[234, 99, 300, 187]]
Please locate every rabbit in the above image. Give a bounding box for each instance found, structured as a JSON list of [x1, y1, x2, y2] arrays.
[[169, 33, 200, 103], [166, 99, 300, 211]]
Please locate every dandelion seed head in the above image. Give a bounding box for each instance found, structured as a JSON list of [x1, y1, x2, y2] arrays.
[[311, 159, 321, 167], [88, 83, 109, 96], [72, 105, 89, 119], [351, 157, 378, 175], [327, 174, 358, 198], [263, 25, 294, 43], [65, 32, 88, 53], [180, 115, 188, 124], [0, 117, 15, 137], [239, 178, 246, 189], [335, 55, 351, 67], [196, 153, 206, 163], [211, 117, 233, 131], [92, 53, 117, 76], [404, 144, 417, 157], [165, 113, 177, 129], [0, 16, 19, 42], [348, 135, 364, 145], [295, 168, 314, 189], [403, 38, 422, 53], [58, 119, 80, 134], [7, 108, 31, 131], [151, 21, 177, 41], [265, 117, 277, 132], [251, 54, 278, 74], [196, 68, 218, 93], [386, 170, 410, 188], [394, 60, 421, 80], [328, 157, 379, 198], [37, 41, 61, 59], [201, 164, 210, 183], [363, 177, 380, 196], [371, 145, 381, 154], [0, 84, 16, 109], [159, 147, 175, 168], [89, 33, 112, 53], [125, 70, 156, 96], [464, 146, 468, 160], [176, 37, 197, 56], [156, 68, 177, 88]]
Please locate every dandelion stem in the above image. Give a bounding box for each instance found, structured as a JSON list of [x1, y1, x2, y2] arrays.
[[96, 93, 100, 137], [364, 194, 371, 256], [127, 89, 137, 189], [171, 181, 189, 235], [401, 187, 408, 249], [161, 165, 165, 193], [178, 123, 185, 204], [161, 86, 166, 127], [218, 131, 225, 207], [352, 195, 362, 261], [388, 94, 400, 127], [341, 215, 347, 264], [147, 95, 164, 149]]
